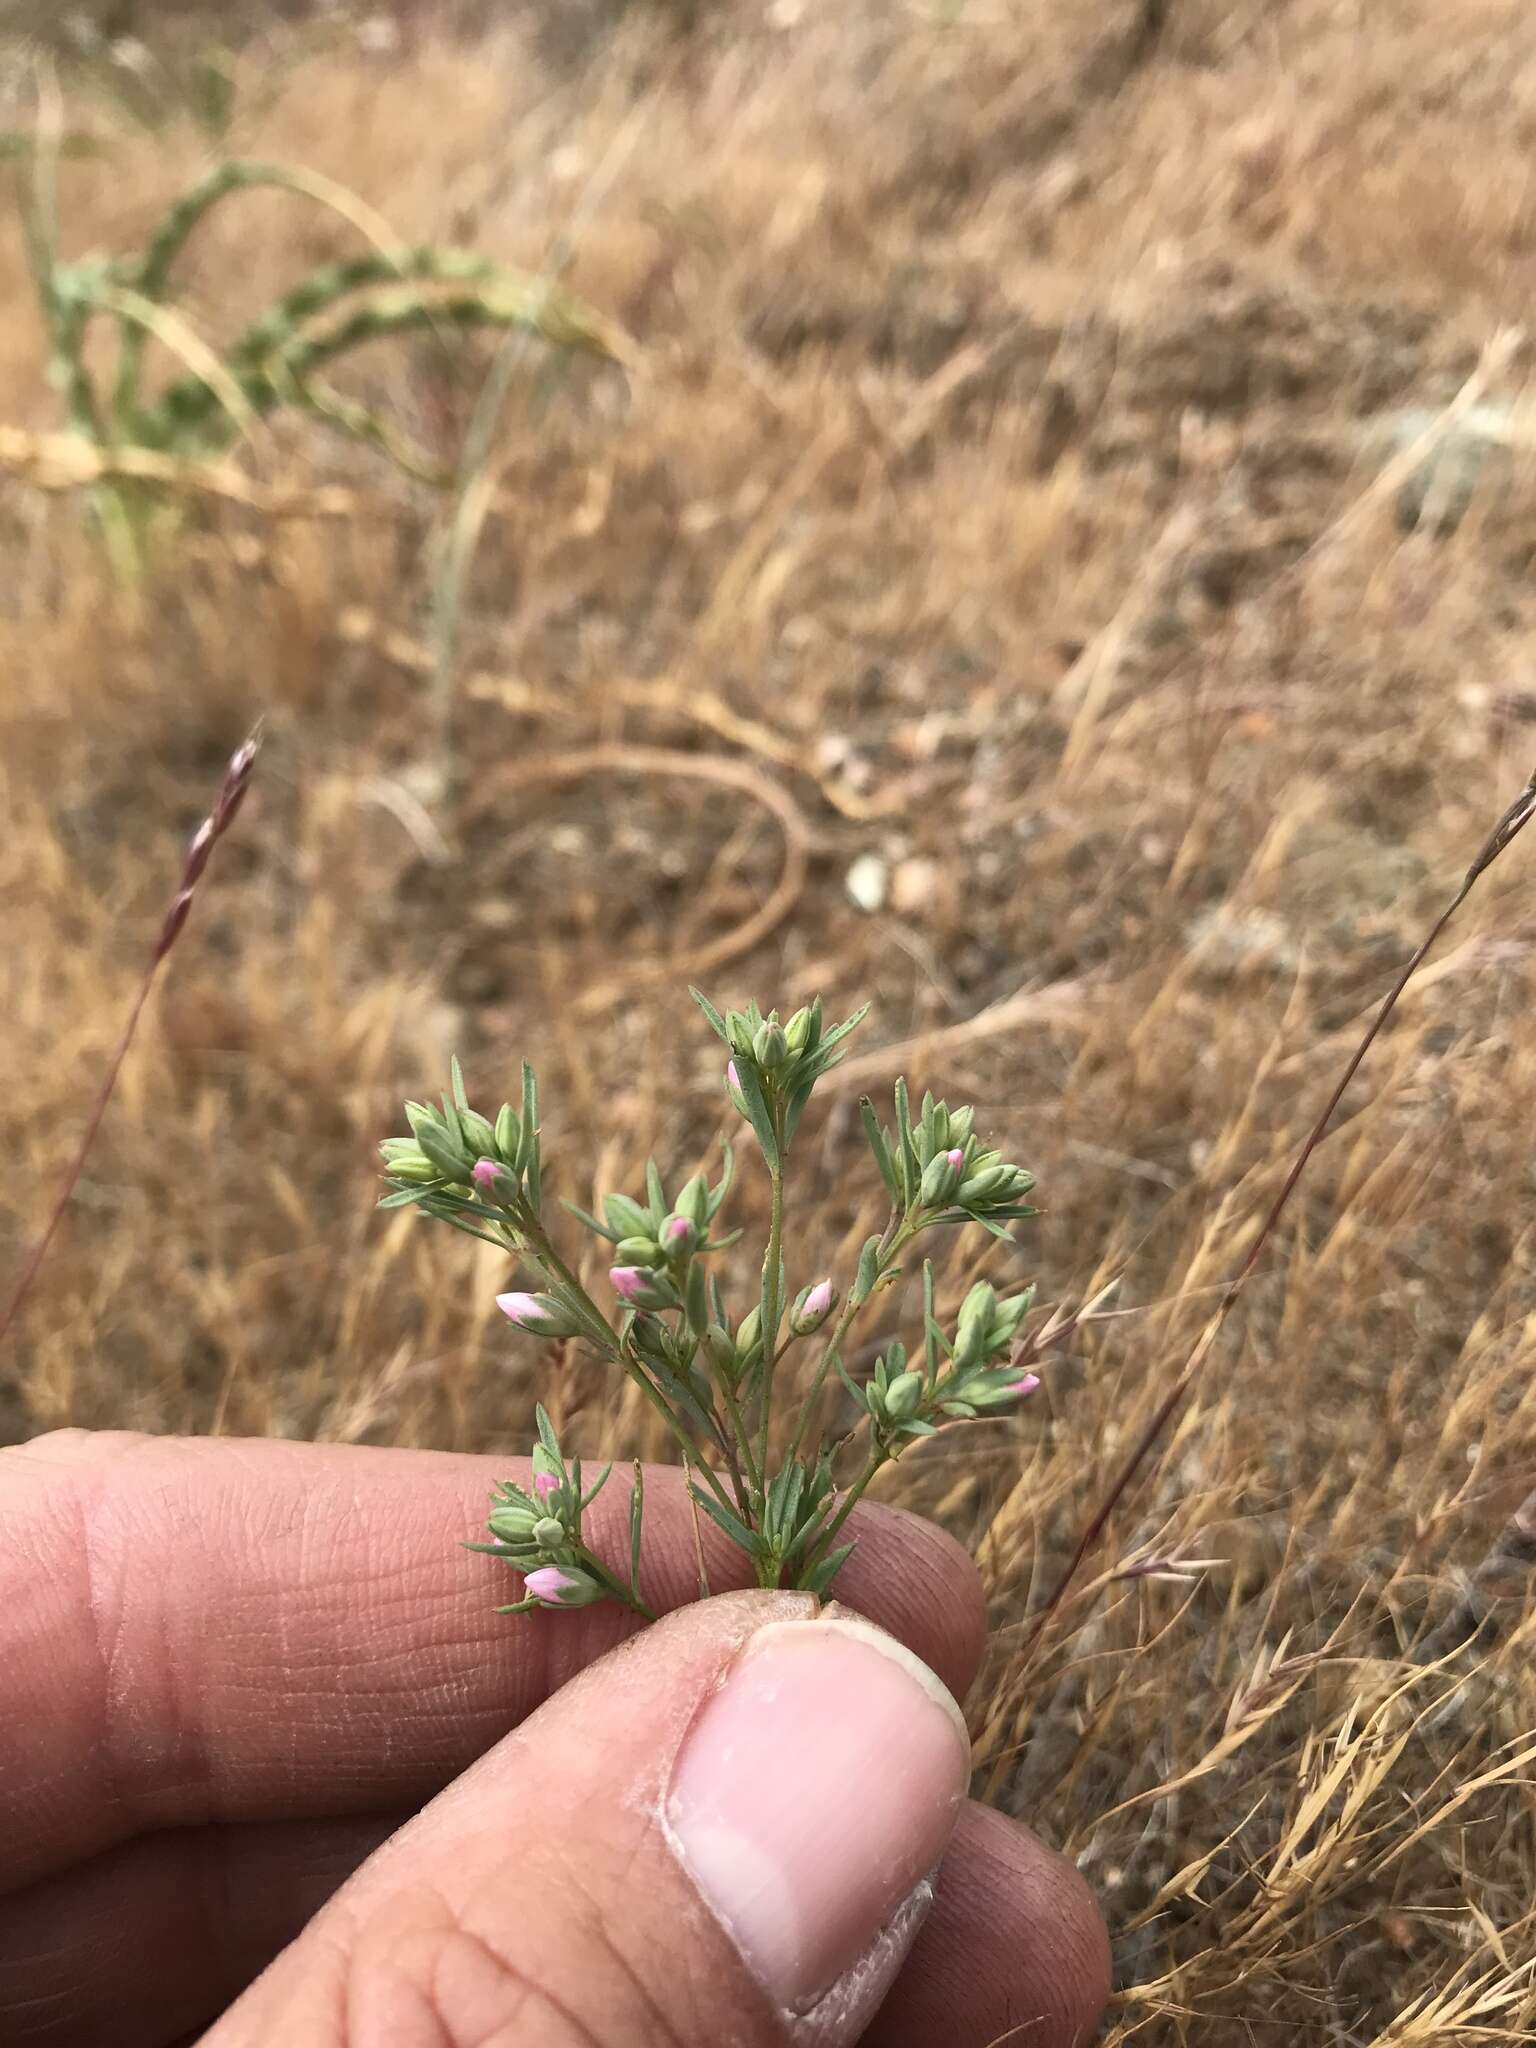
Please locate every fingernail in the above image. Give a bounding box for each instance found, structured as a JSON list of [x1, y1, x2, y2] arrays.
[[666, 1613, 970, 2014]]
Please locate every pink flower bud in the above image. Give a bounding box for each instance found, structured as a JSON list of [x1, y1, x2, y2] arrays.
[[496, 1291, 544, 1329], [609, 1265, 646, 1302], [946, 1147, 965, 1171], [1006, 1372, 1041, 1400], [664, 1215, 697, 1250], [727, 1059, 741, 1092], [788, 1276, 837, 1337], [523, 1566, 583, 1605], [533, 1470, 559, 1506], [472, 1158, 504, 1190]]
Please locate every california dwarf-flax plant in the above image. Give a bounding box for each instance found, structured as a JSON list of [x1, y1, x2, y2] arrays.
[[380, 993, 1044, 1617]]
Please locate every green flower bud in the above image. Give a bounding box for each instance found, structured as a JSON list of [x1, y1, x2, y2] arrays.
[[784, 1006, 813, 1052], [676, 1174, 711, 1227], [404, 1100, 442, 1143], [959, 1165, 1012, 1203], [789, 1278, 837, 1335], [918, 1146, 965, 1208], [884, 1370, 925, 1421], [735, 1305, 761, 1353], [487, 1505, 539, 1544], [417, 1126, 472, 1182], [953, 1283, 998, 1373], [459, 1108, 497, 1158], [494, 1102, 521, 1165], [662, 1214, 700, 1256], [947, 1105, 975, 1147], [603, 1193, 652, 1239], [726, 1012, 756, 1057], [753, 1020, 788, 1069], [524, 1563, 606, 1608], [385, 1149, 440, 1184], [532, 1516, 567, 1549], [702, 1324, 739, 1378], [614, 1235, 664, 1267]]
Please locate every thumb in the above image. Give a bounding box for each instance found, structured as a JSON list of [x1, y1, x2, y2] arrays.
[[204, 1590, 972, 2047]]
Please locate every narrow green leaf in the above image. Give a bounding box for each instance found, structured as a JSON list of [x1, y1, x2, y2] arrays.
[[922, 1260, 939, 1388], [645, 1158, 667, 1228], [685, 1260, 708, 1331], [629, 1461, 645, 1598], [893, 1077, 917, 1198], [691, 1485, 764, 1558], [534, 1404, 562, 1460], [782, 1080, 817, 1146], [731, 1059, 780, 1170], [708, 1139, 735, 1216], [521, 1062, 541, 1211], [450, 1054, 470, 1114], [801, 1541, 857, 1596], [439, 1218, 514, 1248], [817, 1003, 869, 1055], [561, 1199, 619, 1242], [860, 1097, 900, 1202], [834, 1352, 867, 1407], [689, 987, 731, 1042]]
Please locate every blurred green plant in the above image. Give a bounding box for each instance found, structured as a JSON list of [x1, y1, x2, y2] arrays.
[[17, 153, 627, 576]]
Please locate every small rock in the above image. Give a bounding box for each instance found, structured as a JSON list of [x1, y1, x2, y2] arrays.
[[845, 853, 888, 913], [891, 857, 939, 914]]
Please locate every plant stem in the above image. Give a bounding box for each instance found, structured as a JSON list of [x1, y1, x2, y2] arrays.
[[802, 1445, 891, 1582], [784, 1214, 914, 1467], [522, 1220, 621, 1356], [718, 1373, 763, 1503], [622, 1361, 735, 1513], [754, 1162, 786, 1479], [573, 1543, 657, 1623]]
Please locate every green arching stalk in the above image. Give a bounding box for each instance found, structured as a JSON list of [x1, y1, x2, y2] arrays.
[[300, 379, 448, 485], [114, 159, 404, 429], [221, 247, 503, 377], [22, 148, 627, 580], [144, 279, 620, 454]]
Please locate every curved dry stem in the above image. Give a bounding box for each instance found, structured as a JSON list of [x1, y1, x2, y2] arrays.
[[478, 746, 812, 1015]]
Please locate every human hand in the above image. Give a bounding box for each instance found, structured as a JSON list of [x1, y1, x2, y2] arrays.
[[1, 1431, 1109, 2045]]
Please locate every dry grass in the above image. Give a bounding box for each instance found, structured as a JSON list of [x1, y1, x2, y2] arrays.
[[5, 1, 1536, 2036]]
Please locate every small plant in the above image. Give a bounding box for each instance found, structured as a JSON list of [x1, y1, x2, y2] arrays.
[[380, 993, 1044, 1616], [19, 156, 625, 574]]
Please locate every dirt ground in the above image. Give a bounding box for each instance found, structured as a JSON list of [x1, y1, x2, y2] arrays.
[[4, 1, 1536, 2037]]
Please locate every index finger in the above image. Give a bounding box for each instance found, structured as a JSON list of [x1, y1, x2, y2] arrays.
[[0, 1430, 985, 1893]]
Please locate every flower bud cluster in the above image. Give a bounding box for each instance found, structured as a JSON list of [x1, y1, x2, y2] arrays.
[[860, 1083, 1034, 1234], [475, 1414, 615, 1611], [693, 990, 870, 1167], [378, 1058, 543, 1244]]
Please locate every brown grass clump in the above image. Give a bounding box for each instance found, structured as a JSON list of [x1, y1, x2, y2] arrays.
[[5, 1, 1536, 2037]]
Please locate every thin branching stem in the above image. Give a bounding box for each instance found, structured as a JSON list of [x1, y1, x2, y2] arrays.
[[0, 732, 261, 1353], [1013, 767, 1536, 1678]]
